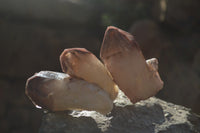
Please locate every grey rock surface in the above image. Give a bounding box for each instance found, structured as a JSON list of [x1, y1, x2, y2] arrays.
[[39, 91, 200, 133]]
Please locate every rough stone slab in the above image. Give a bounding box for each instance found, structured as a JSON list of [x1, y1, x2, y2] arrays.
[[39, 91, 200, 133]]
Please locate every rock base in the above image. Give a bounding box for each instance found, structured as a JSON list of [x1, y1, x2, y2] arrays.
[[39, 91, 200, 133]]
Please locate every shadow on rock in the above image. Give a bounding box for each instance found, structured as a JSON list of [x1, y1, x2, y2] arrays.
[[106, 102, 165, 133]]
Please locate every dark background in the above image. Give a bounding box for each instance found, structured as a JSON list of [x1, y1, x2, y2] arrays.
[[0, 0, 200, 132]]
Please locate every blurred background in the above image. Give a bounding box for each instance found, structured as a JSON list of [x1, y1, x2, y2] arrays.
[[0, 0, 200, 132]]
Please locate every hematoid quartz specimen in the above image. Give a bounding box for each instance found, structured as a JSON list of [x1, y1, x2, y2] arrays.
[[25, 26, 164, 114]]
